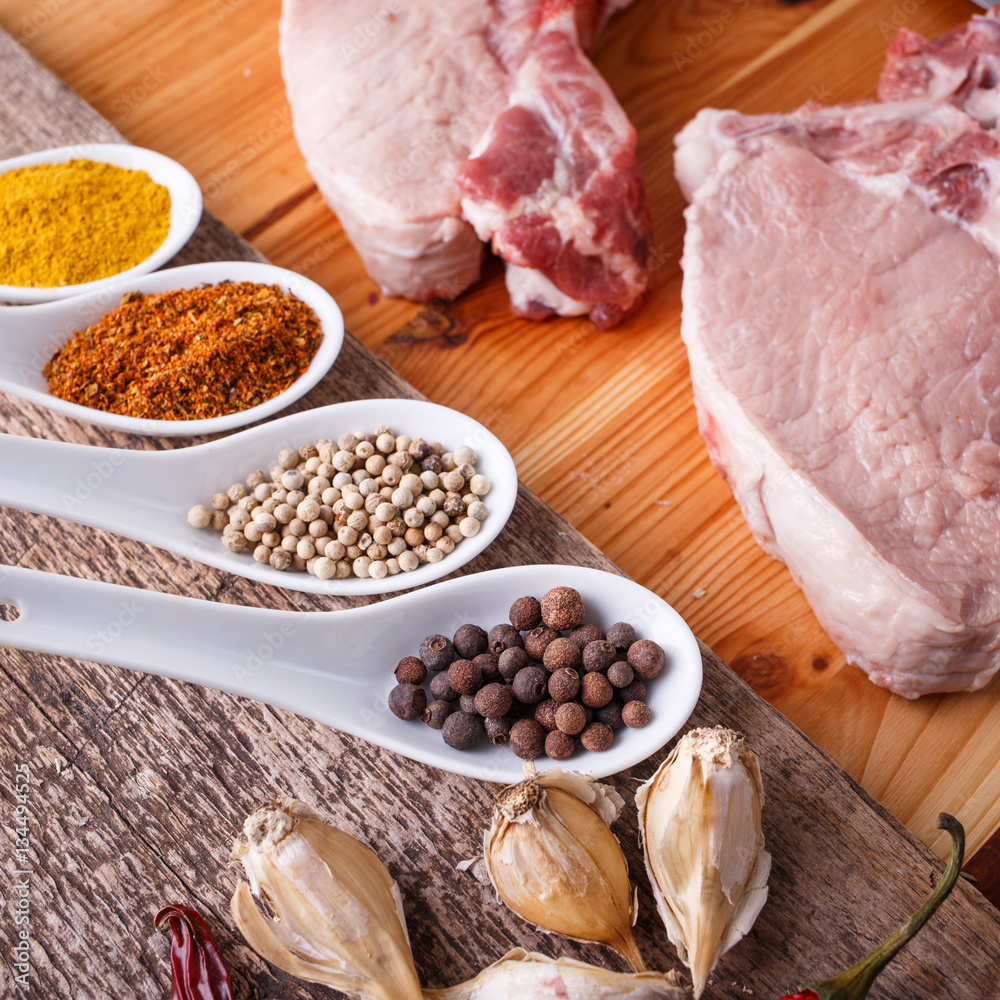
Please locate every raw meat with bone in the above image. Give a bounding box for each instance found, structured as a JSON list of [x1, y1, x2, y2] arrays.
[[878, 6, 1000, 128], [279, 0, 649, 326], [458, 2, 651, 328], [676, 98, 1000, 696]]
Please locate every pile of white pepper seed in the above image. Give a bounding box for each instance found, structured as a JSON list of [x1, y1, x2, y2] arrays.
[[187, 427, 490, 580]]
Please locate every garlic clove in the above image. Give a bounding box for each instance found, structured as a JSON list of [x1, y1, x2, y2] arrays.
[[483, 766, 646, 972], [230, 796, 423, 1000], [423, 947, 692, 998], [636, 727, 770, 999]]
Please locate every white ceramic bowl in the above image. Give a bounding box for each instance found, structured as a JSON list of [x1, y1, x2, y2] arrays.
[[0, 260, 345, 437], [0, 142, 202, 304]]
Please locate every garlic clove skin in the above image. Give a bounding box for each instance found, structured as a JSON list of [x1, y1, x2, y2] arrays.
[[230, 796, 423, 1000], [636, 727, 771, 1000], [423, 947, 691, 998], [483, 767, 646, 972]]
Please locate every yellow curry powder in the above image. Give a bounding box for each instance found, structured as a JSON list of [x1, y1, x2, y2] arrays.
[[0, 159, 171, 288]]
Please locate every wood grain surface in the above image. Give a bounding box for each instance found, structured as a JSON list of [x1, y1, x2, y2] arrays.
[[4, 0, 996, 873], [2, 1, 1000, 996]]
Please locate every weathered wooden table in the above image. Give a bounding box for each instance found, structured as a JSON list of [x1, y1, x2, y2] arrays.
[[3, 1, 1000, 997]]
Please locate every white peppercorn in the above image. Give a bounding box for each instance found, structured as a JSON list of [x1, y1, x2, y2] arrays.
[[416, 496, 437, 517], [187, 504, 211, 528], [322, 487, 340, 506], [253, 482, 273, 502], [244, 522, 264, 544], [347, 510, 368, 532], [343, 491, 364, 511], [425, 547, 444, 563], [286, 489, 306, 507], [398, 550, 419, 572], [382, 464, 402, 486], [253, 511, 277, 533], [314, 556, 336, 580], [353, 555, 372, 577], [420, 470, 439, 490], [355, 440, 375, 461], [436, 535, 456, 555], [270, 548, 292, 570], [440, 470, 465, 492], [469, 474, 491, 496], [281, 535, 298, 553], [369, 559, 388, 579], [261, 530, 281, 548], [252, 543, 271, 563], [458, 516, 480, 538], [297, 497, 321, 522], [211, 491, 230, 511], [467, 500, 489, 520], [281, 469, 304, 491], [338, 525, 358, 546], [246, 469, 267, 489], [223, 531, 247, 552], [375, 501, 397, 523], [366, 454, 387, 476], [287, 518, 307, 537], [296, 538, 316, 560], [278, 448, 298, 468], [403, 507, 425, 528]]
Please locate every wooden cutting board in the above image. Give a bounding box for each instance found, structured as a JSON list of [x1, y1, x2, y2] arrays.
[[4, 0, 998, 875], [2, 2, 1000, 997]]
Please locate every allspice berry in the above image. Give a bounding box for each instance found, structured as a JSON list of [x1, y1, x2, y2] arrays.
[[453, 623, 488, 659], [394, 655, 427, 685], [618, 679, 646, 704], [606, 621, 637, 652], [509, 718, 546, 760], [580, 671, 614, 709], [524, 626, 560, 660], [512, 665, 548, 705], [474, 682, 514, 719], [596, 702, 624, 730], [388, 683, 427, 721], [542, 636, 582, 672], [621, 700, 651, 728], [554, 701, 587, 735], [473, 652, 502, 684], [448, 658, 483, 695], [509, 595, 542, 630], [485, 716, 513, 746], [419, 633, 456, 671], [540, 586, 586, 630], [442, 711, 486, 749], [459, 693, 479, 715], [627, 639, 666, 679], [498, 646, 529, 682], [534, 698, 559, 732], [422, 700, 454, 730], [580, 721, 614, 752], [429, 672, 458, 702], [488, 622, 524, 654], [569, 623, 605, 649], [581, 639, 617, 673], [548, 666, 580, 703], [545, 729, 575, 761], [607, 660, 634, 688]]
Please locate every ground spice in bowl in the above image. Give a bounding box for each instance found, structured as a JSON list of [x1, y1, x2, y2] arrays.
[[43, 281, 324, 421], [0, 159, 171, 287]]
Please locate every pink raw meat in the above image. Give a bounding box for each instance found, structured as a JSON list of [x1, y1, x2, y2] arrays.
[[458, 1, 651, 329], [878, 7, 1000, 128], [675, 100, 1000, 696], [279, 0, 649, 326]]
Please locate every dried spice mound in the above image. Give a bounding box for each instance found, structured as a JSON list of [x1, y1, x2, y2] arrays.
[[43, 281, 323, 420], [0, 159, 171, 288]]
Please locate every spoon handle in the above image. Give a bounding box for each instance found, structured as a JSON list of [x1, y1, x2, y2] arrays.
[[0, 565, 373, 729], [0, 432, 182, 527]]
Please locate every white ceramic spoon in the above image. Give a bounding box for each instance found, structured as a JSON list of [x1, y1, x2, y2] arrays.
[[0, 397, 517, 595], [0, 260, 345, 436], [0, 142, 203, 304], [0, 563, 703, 782]]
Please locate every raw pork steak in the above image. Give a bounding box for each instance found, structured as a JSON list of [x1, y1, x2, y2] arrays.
[[878, 7, 1000, 127], [675, 100, 1000, 696], [279, 0, 649, 325]]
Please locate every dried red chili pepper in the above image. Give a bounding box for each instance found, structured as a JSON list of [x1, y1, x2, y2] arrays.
[[154, 903, 235, 1000], [775, 814, 964, 1000]]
